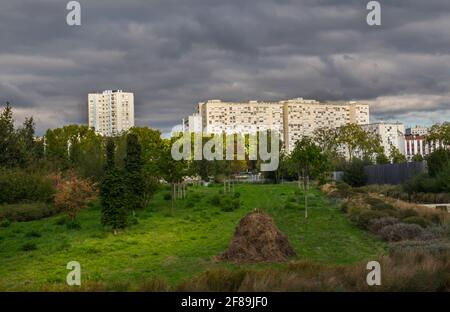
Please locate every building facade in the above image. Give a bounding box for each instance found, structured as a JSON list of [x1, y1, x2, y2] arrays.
[[361, 123, 406, 158], [406, 125, 429, 136], [182, 113, 203, 133], [88, 90, 134, 136], [404, 134, 444, 161], [189, 98, 369, 153]]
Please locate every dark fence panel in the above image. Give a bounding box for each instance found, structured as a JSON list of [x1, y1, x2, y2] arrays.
[[364, 161, 427, 185]]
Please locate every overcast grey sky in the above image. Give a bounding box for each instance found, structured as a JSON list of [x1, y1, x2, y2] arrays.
[[0, 0, 449, 135]]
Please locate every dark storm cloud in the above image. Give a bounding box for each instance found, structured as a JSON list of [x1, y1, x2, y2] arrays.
[[0, 0, 449, 134]]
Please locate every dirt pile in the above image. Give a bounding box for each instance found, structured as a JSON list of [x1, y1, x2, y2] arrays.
[[218, 211, 296, 263]]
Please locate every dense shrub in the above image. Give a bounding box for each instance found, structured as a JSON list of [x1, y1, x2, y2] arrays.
[[340, 201, 349, 213], [54, 175, 97, 220], [399, 208, 419, 219], [0, 169, 55, 204], [379, 223, 423, 242], [210, 194, 221, 206], [20, 242, 38, 251], [0, 203, 58, 222], [352, 210, 388, 229], [210, 193, 241, 212], [285, 202, 298, 210], [402, 216, 432, 228], [335, 182, 353, 198], [364, 197, 385, 206], [54, 216, 69, 225], [163, 193, 172, 201], [371, 202, 395, 211], [427, 148, 450, 177], [185, 198, 196, 208], [287, 196, 296, 202], [220, 198, 241, 212], [66, 219, 81, 230], [0, 219, 11, 227], [25, 230, 41, 238], [343, 159, 368, 187], [367, 217, 399, 234], [419, 225, 448, 241], [390, 240, 450, 256]]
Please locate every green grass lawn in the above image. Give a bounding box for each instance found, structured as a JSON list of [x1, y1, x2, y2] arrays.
[[0, 183, 386, 290]]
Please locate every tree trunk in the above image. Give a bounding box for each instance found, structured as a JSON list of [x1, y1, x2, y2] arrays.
[[304, 174, 309, 219], [171, 183, 175, 212]]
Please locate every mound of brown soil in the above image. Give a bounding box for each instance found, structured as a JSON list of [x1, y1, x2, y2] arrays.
[[218, 211, 297, 263]]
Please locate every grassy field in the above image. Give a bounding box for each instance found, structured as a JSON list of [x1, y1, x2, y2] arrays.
[[0, 183, 386, 290]]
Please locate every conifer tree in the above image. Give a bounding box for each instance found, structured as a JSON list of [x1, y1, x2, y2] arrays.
[[124, 133, 144, 211], [100, 139, 127, 233]]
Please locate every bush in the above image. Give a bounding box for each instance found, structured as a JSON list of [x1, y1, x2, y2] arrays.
[[163, 193, 172, 201], [185, 198, 196, 208], [25, 230, 41, 238], [285, 202, 297, 210], [399, 208, 419, 219], [0, 203, 58, 222], [66, 219, 81, 230], [210, 194, 221, 206], [427, 148, 450, 177], [54, 174, 97, 220], [340, 201, 349, 213], [364, 197, 385, 206], [353, 210, 389, 229], [390, 240, 450, 256], [287, 196, 296, 202], [343, 159, 368, 187], [367, 217, 399, 234], [0, 219, 11, 228], [20, 242, 38, 251], [379, 223, 423, 242], [54, 216, 69, 225], [419, 225, 448, 241], [0, 168, 55, 204], [335, 182, 353, 198], [402, 216, 432, 228], [220, 197, 240, 212], [233, 192, 241, 199], [372, 202, 395, 211]]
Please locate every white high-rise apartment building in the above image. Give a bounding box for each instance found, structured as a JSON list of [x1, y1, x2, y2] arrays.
[[182, 113, 203, 133], [361, 123, 406, 158], [88, 90, 134, 136], [190, 98, 369, 153]]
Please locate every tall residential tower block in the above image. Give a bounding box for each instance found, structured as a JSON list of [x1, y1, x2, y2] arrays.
[[88, 90, 134, 136]]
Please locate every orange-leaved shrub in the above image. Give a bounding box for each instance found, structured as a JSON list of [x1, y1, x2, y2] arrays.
[[54, 174, 97, 220]]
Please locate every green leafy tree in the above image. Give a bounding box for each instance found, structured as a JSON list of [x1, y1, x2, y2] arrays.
[[290, 137, 329, 218], [337, 124, 382, 161], [411, 154, 424, 162], [427, 122, 450, 149], [343, 158, 368, 187], [426, 148, 450, 177], [390, 146, 407, 164], [376, 152, 390, 164], [160, 137, 187, 210]]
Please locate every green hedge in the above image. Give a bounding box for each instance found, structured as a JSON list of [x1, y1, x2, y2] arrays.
[[0, 169, 55, 204], [0, 203, 58, 222]]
